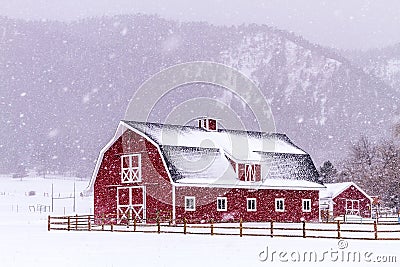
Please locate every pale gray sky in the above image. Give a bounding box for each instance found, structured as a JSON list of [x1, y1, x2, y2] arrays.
[[1, 0, 400, 50]]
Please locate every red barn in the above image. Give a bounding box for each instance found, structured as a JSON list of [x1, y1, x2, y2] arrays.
[[86, 118, 324, 223], [320, 182, 372, 220]]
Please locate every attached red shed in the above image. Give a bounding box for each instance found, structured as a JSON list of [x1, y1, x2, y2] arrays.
[[320, 182, 372, 219], [86, 119, 324, 224]]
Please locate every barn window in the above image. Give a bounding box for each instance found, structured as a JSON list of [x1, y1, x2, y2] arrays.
[[247, 198, 257, 211], [217, 197, 227, 211], [275, 198, 285, 212], [121, 154, 142, 183], [185, 196, 195, 211], [302, 199, 311, 212], [245, 164, 256, 181], [345, 199, 360, 215]]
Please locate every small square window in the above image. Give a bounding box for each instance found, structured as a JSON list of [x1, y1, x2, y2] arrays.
[[275, 198, 285, 212], [217, 197, 227, 211], [185, 196, 195, 211], [302, 199, 311, 212], [247, 198, 257, 211]]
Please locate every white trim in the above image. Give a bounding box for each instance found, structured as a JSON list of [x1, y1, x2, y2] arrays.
[[85, 123, 126, 195], [275, 198, 285, 212], [217, 197, 227, 211], [246, 198, 257, 211], [185, 196, 196, 211], [172, 185, 176, 223], [302, 199, 311, 212]]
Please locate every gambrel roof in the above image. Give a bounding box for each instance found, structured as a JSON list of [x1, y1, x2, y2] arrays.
[[122, 121, 323, 189]]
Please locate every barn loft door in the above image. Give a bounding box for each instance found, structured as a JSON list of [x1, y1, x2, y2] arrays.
[[345, 199, 360, 215], [117, 186, 146, 224]]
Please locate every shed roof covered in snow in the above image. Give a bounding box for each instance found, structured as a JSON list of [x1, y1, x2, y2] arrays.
[[320, 182, 372, 201], [122, 121, 323, 189]]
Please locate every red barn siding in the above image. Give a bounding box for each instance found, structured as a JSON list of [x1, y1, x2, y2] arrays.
[[332, 185, 371, 218], [94, 129, 173, 222], [175, 186, 319, 223]]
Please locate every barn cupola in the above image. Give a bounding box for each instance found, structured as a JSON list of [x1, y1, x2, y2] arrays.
[[198, 117, 218, 131]]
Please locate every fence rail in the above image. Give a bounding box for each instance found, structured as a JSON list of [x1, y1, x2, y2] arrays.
[[47, 215, 400, 240]]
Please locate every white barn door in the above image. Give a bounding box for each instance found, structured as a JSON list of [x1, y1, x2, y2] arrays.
[[117, 186, 146, 224]]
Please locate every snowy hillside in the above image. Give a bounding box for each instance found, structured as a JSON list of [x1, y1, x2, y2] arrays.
[[0, 15, 398, 177], [219, 30, 397, 165], [343, 44, 400, 91]]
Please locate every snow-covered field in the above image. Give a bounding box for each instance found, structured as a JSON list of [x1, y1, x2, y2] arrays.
[[0, 175, 399, 267]]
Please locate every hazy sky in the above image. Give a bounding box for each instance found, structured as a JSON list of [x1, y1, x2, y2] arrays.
[[1, 0, 400, 50]]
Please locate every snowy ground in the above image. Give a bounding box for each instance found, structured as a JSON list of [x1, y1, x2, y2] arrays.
[[0, 175, 399, 267]]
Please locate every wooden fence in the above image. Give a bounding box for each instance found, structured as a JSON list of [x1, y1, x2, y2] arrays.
[[47, 215, 400, 240]]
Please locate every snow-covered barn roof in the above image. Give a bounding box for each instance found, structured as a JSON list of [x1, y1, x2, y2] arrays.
[[123, 120, 306, 158], [320, 182, 372, 201], [122, 121, 323, 189]]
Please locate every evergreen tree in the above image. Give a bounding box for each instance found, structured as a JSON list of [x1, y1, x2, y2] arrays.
[[319, 161, 338, 183]]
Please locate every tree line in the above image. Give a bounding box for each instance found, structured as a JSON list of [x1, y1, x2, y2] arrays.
[[319, 133, 400, 209]]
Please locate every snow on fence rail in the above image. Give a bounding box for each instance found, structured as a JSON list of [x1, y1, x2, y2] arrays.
[[47, 215, 400, 240]]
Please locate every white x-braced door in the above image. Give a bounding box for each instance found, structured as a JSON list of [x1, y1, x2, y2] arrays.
[[117, 186, 146, 224]]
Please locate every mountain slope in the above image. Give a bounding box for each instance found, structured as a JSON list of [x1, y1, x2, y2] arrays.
[[0, 15, 397, 175], [343, 44, 400, 91]]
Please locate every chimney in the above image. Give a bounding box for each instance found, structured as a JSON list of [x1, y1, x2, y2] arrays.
[[198, 117, 218, 131]]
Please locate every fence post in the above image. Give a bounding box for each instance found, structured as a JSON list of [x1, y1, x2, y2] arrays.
[[157, 215, 161, 234], [67, 216, 71, 231], [184, 218, 187, 235], [75, 214, 78, 230], [48, 215, 51, 231], [133, 217, 136, 232], [337, 221, 341, 239], [374, 220, 378, 240], [239, 218, 243, 237], [302, 221, 306, 238], [88, 215, 91, 231], [270, 220, 274, 238], [210, 219, 214, 236]]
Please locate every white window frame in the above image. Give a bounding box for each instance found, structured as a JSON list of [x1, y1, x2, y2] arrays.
[[275, 198, 285, 212], [245, 164, 256, 182], [302, 199, 311, 212], [217, 197, 227, 211], [185, 196, 196, 211], [247, 198, 257, 211], [121, 154, 142, 183], [345, 199, 360, 215]]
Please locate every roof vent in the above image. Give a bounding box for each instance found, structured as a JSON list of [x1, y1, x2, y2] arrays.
[[198, 117, 218, 131]]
